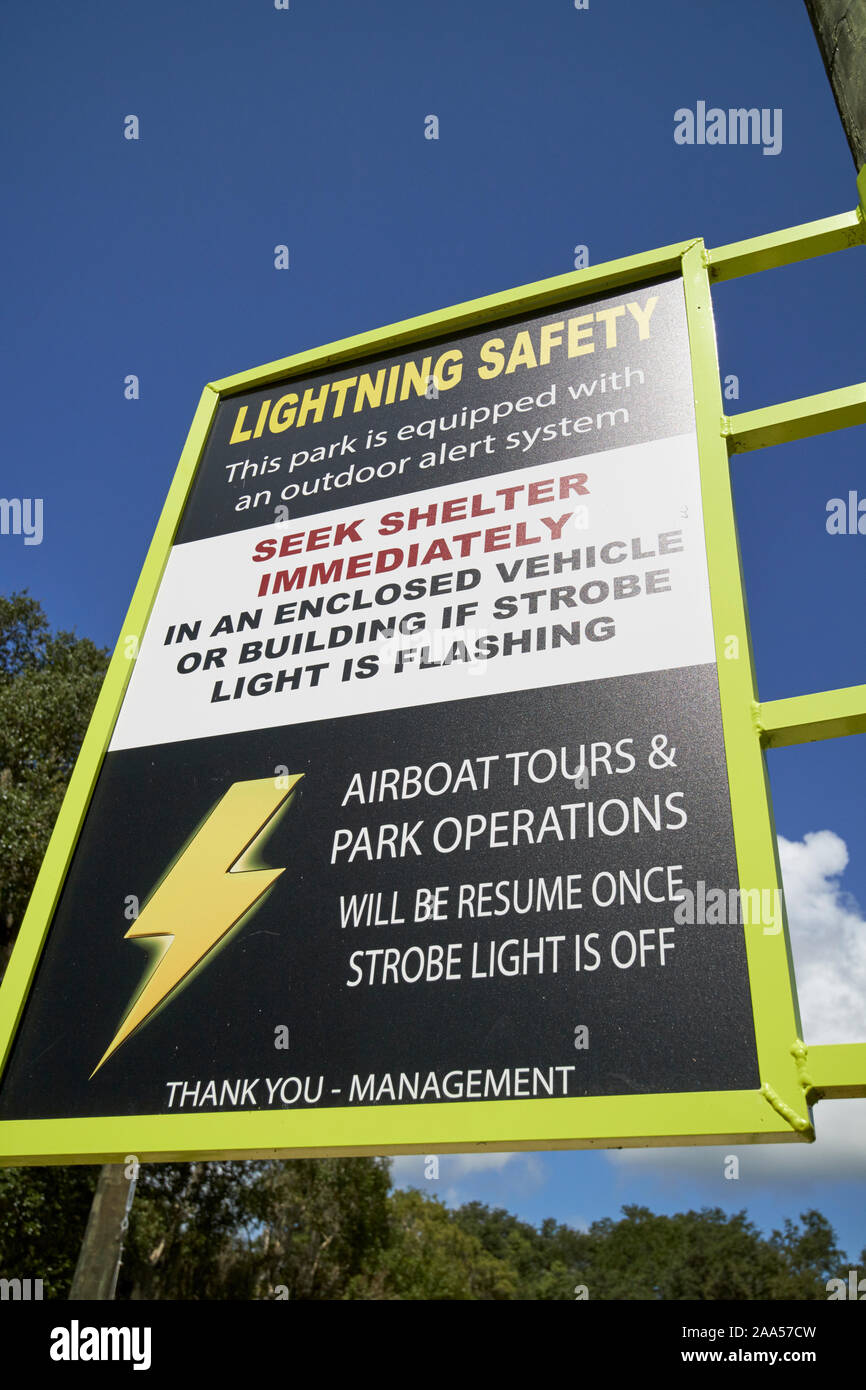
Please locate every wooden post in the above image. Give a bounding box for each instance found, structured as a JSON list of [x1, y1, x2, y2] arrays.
[[69, 1163, 137, 1300], [804, 0, 866, 169]]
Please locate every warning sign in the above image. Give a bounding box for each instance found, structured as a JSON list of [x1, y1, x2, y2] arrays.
[[0, 257, 802, 1162]]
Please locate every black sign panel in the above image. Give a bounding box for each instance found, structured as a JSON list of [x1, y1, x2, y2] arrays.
[[0, 275, 759, 1125]]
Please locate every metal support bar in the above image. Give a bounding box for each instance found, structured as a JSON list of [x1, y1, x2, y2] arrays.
[[803, 1043, 866, 1101], [755, 685, 866, 747], [704, 207, 865, 281], [724, 381, 866, 452], [209, 240, 700, 395]]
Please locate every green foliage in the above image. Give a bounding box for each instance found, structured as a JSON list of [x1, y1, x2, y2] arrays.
[[240, 1156, 392, 1300], [0, 590, 108, 968], [117, 1162, 261, 1300], [118, 1157, 392, 1300], [574, 1204, 784, 1300], [444, 1200, 851, 1301], [0, 592, 109, 1297], [1, 1154, 852, 1301], [768, 1208, 847, 1298], [0, 1165, 99, 1298], [450, 1200, 590, 1298], [378, 1190, 518, 1299]]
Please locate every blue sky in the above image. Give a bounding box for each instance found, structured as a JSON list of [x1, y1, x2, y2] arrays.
[[2, 1, 865, 1265]]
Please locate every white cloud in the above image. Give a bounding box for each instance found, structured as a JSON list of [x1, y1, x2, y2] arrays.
[[608, 830, 866, 1185], [608, 1096, 866, 1185], [390, 1152, 518, 1185], [390, 1152, 519, 1192], [390, 1150, 545, 1204], [446, 1152, 520, 1176], [777, 830, 866, 1045]]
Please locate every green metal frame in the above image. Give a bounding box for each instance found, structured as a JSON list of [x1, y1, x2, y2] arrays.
[[1, 180, 864, 1164]]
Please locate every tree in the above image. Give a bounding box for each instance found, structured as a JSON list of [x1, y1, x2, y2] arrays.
[[118, 1161, 270, 1300], [379, 1190, 517, 1300], [0, 1163, 100, 1299], [443, 1199, 853, 1300], [0, 590, 108, 972], [570, 1204, 848, 1301], [0, 593, 107, 1295], [117, 1157, 392, 1300], [451, 1200, 591, 1299], [246, 1157, 392, 1300], [768, 1209, 848, 1298]]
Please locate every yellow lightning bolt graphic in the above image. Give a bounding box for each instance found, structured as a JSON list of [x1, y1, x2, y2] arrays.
[[91, 774, 303, 1076]]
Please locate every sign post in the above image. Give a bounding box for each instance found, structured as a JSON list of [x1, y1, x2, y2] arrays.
[[2, 210, 864, 1165]]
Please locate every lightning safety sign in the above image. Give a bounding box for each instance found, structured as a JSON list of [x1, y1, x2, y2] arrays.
[[4, 225, 857, 1165]]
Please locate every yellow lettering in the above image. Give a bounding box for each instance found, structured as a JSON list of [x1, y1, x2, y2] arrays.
[[594, 305, 625, 348], [434, 349, 463, 389], [269, 394, 298, 432], [252, 399, 272, 439], [354, 369, 386, 411], [297, 384, 329, 427], [229, 406, 252, 445], [505, 331, 538, 374], [626, 296, 658, 339], [567, 314, 595, 357], [539, 321, 565, 365], [477, 338, 505, 380], [399, 356, 433, 401], [329, 377, 358, 417]]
